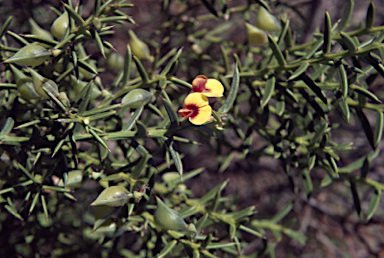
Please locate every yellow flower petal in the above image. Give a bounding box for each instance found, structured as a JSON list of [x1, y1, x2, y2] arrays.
[[204, 79, 224, 97], [189, 105, 212, 125], [184, 92, 209, 108]]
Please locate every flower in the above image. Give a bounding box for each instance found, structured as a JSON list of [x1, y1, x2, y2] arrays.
[[192, 75, 224, 97], [178, 93, 212, 125]]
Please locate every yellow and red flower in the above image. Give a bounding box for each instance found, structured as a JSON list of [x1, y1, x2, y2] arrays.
[[192, 75, 224, 97], [178, 93, 212, 125]]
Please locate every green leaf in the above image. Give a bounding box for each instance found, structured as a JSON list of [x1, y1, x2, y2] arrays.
[[339, 31, 357, 53], [94, 30, 105, 58], [337, 65, 348, 99], [77, 80, 95, 115], [162, 98, 178, 129], [337, 96, 350, 123], [356, 108, 375, 150], [338, 0, 354, 31], [133, 55, 148, 82], [122, 45, 132, 87], [218, 64, 239, 113], [160, 47, 183, 76], [301, 169, 313, 198], [268, 34, 286, 66], [299, 73, 327, 105], [304, 36, 323, 59], [63, 3, 85, 25], [261, 76, 275, 108], [323, 11, 332, 55], [288, 61, 309, 81], [123, 105, 144, 131], [270, 201, 293, 223], [374, 111, 383, 148], [168, 140, 183, 180], [350, 181, 362, 217], [1, 117, 14, 135], [158, 240, 177, 258], [0, 15, 13, 39], [366, 188, 381, 221], [5, 204, 23, 221], [366, 1, 375, 29]]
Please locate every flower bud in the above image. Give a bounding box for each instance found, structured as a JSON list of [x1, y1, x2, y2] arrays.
[[4, 43, 50, 66], [128, 30, 154, 61], [90, 186, 132, 207], [255, 6, 281, 32], [29, 18, 54, 48], [121, 89, 152, 108], [29, 68, 59, 98], [245, 22, 268, 45], [154, 196, 188, 231], [50, 11, 69, 39]]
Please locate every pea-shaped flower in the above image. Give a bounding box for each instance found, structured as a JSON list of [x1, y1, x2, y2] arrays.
[[192, 75, 224, 97], [178, 93, 212, 125], [154, 196, 188, 231], [245, 22, 268, 45], [90, 186, 132, 207], [255, 6, 281, 32]]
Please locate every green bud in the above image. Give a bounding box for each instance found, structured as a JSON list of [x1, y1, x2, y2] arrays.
[[64, 170, 87, 188], [245, 23, 268, 45], [121, 89, 152, 108], [29, 18, 54, 48], [128, 30, 153, 61], [255, 6, 281, 32], [154, 196, 188, 231], [90, 186, 132, 207], [4, 43, 50, 66], [106, 52, 124, 70], [50, 11, 69, 39], [29, 68, 59, 99]]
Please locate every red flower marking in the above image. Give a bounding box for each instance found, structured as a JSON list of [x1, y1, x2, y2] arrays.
[[192, 75, 210, 93], [179, 104, 199, 119]]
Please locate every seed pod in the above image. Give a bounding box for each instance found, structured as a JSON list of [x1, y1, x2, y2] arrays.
[[255, 6, 281, 32], [121, 89, 152, 108], [106, 52, 124, 70], [29, 68, 59, 98], [154, 196, 188, 231], [64, 170, 87, 188], [94, 219, 128, 238], [93, 205, 116, 231], [50, 11, 69, 39], [70, 76, 101, 99], [17, 77, 41, 100], [29, 18, 54, 48], [4, 43, 50, 66], [128, 30, 153, 61], [90, 186, 132, 207], [245, 22, 268, 45]]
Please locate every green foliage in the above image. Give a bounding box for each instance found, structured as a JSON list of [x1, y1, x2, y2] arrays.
[[0, 0, 384, 257]]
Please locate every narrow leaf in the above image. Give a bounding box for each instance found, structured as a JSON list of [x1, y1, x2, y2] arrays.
[[162, 98, 178, 129], [268, 34, 286, 66], [160, 47, 183, 76], [261, 76, 275, 108], [365, 1, 375, 29], [323, 11, 332, 55], [338, 0, 354, 32], [158, 240, 177, 258], [299, 73, 327, 105], [366, 188, 381, 221], [218, 64, 239, 113], [1, 117, 14, 135], [288, 62, 309, 81], [374, 111, 383, 148], [356, 108, 375, 150], [169, 141, 183, 180]]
